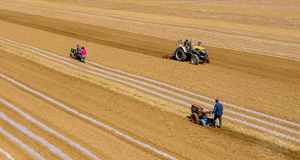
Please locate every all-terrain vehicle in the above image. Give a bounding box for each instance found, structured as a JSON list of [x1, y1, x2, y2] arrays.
[[174, 39, 210, 65], [70, 48, 83, 62], [191, 104, 215, 126]]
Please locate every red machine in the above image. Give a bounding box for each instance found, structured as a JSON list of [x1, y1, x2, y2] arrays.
[[163, 54, 175, 59], [190, 104, 214, 126]]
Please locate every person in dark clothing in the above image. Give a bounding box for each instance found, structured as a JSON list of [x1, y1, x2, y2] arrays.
[[198, 41, 202, 47], [76, 44, 82, 61], [77, 44, 82, 53], [212, 99, 223, 128], [184, 39, 192, 52]]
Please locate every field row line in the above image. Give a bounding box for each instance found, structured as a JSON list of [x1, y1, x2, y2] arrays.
[[0, 111, 72, 160], [92, 59, 300, 129], [53, 5, 300, 60], [0, 98, 100, 160], [1, 36, 299, 128], [0, 148, 14, 160], [4, 0, 300, 42], [95, 21, 300, 61], [1, 38, 299, 143], [0, 73, 178, 160], [2, 1, 300, 61], [75, 15, 300, 61], [0, 126, 44, 160]]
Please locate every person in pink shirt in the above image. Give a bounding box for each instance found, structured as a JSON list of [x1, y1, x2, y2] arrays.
[[81, 47, 86, 63]]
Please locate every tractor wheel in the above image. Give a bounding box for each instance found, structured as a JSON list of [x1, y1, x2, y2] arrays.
[[175, 48, 187, 61], [205, 54, 210, 63], [191, 113, 199, 124], [70, 52, 74, 58], [191, 54, 200, 65]]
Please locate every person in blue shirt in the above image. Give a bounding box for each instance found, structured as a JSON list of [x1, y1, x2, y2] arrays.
[[212, 99, 223, 128]]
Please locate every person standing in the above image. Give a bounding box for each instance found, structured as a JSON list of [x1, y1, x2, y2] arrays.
[[212, 99, 223, 128], [76, 44, 82, 60], [81, 47, 86, 63]]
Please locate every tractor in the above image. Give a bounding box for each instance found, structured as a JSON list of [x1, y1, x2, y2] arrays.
[[174, 39, 210, 65], [190, 104, 215, 126], [70, 48, 83, 62]]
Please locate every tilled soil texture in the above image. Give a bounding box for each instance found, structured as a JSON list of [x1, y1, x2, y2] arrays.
[[0, 0, 300, 160]]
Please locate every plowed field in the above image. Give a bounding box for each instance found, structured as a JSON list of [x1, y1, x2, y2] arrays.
[[0, 0, 300, 159]]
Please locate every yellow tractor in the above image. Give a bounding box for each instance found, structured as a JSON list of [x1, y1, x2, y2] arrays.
[[174, 39, 210, 65]]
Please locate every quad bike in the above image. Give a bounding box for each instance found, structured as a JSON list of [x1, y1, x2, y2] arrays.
[[190, 104, 215, 126], [70, 48, 83, 62], [174, 39, 210, 65]]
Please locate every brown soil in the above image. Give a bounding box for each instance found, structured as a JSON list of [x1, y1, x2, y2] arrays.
[[0, 0, 300, 159]]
